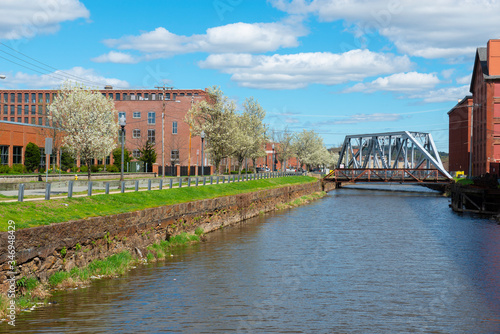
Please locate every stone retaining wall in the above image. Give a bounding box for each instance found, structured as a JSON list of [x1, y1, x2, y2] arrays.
[[0, 181, 330, 293]]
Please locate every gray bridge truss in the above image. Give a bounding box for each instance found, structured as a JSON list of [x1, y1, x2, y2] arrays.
[[325, 131, 453, 184]]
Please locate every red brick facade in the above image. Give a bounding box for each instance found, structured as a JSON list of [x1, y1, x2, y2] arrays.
[[0, 88, 208, 171], [450, 39, 500, 177], [448, 96, 472, 174]]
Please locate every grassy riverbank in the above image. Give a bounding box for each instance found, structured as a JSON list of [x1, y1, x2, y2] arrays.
[[0, 176, 316, 231], [0, 231, 203, 319]]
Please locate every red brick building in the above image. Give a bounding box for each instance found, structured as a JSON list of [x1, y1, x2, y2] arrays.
[[0, 87, 208, 172], [449, 39, 500, 177], [448, 96, 472, 174]]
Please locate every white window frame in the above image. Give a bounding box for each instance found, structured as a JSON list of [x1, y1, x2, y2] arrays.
[[148, 112, 156, 125]]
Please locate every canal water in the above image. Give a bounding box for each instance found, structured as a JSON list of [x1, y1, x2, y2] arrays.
[[6, 186, 500, 333]]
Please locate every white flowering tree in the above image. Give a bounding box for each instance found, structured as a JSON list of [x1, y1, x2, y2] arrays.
[[272, 127, 295, 171], [233, 97, 267, 174], [186, 86, 237, 174], [50, 82, 119, 180], [293, 129, 327, 171]]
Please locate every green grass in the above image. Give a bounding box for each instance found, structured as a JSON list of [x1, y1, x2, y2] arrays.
[[454, 177, 474, 185], [0, 176, 316, 231]]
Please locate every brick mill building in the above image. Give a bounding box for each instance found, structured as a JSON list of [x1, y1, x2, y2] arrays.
[[0, 87, 209, 173], [449, 39, 500, 177]]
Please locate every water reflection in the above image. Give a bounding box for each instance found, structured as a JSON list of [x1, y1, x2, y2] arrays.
[[6, 187, 500, 333]]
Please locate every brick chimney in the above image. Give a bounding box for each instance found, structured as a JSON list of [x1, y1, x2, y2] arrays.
[[487, 39, 500, 76]]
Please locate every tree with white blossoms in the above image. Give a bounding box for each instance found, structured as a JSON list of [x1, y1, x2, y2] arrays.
[[233, 97, 267, 174], [293, 129, 327, 171], [50, 82, 119, 180], [186, 86, 236, 174], [272, 128, 295, 172]]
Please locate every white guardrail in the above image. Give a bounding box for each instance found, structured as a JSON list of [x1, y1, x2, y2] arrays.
[[13, 172, 304, 202]]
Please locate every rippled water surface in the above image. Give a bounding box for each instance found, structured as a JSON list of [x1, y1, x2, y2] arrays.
[[6, 186, 500, 333]]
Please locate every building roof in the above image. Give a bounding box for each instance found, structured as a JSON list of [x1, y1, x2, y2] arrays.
[[470, 47, 500, 93], [447, 95, 473, 115]]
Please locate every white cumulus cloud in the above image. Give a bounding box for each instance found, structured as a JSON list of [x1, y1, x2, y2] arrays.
[[345, 72, 440, 93], [270, 0, 500, 59], [96, 21, 308, 62], [1, 67, 130, 89], [0, 0, 89, 39], [92, 51, 139, 64], [199, 49, 412, 89], [409, 85, 470, 103]]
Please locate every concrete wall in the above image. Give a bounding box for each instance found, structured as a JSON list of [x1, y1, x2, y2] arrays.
[[0, 181, 330, 293]]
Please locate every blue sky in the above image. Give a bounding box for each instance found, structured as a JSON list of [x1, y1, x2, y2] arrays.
[[0, 0, 498, 151]]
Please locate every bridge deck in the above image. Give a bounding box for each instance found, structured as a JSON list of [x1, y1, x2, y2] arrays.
[[324, 168, 453, 184]]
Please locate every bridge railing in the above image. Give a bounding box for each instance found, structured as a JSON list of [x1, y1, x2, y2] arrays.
[[327, 168, 452, 183]]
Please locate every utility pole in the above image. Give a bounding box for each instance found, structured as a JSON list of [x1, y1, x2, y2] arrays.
[[188, 96, 194, 176], [155, 85, 173, 178], [468, 103, 481, 178]]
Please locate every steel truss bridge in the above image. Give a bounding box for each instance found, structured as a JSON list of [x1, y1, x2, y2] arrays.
[[324, 131, 453, 184]]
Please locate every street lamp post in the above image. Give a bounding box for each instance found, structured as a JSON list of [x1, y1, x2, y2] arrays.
[[119, 115, 126, 182], [272, 144, 275, 172], [201, 130, 205, 176]]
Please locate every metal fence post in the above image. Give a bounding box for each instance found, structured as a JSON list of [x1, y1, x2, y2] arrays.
[[105, 182, 110, 195], [121, 181, 125, 193], [18, 184, 24, 202], [68, 180, 73, 198], [210, 176, 213, 184], [135, 180, 139, 191], [159, 179, 163, 190], [188, 177, 191, 187], [148, 179, 152, 191], [179, 177, 182, 188], [169, 178, 173, 189], [45, 183, 51, 200], [88, 181, 93, 196], [203, 177, 206, 186], [216, 176, 219, 184], [196, 177, 199, 186]]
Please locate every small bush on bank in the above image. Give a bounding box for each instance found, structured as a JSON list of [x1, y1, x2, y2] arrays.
[[106, 164, 119, 172], [11, 164, 27, 174], [0, 165, 11, 173], [91, 165, 100, 173], [80, 165, 88, 172]]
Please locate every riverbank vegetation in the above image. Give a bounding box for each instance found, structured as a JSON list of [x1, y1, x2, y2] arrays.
[[0, 231, 203, 319], [276, 191, 327, 210], [0, 176, 316, 231]]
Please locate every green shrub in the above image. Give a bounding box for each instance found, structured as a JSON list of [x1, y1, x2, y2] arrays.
[[11, 164, 27, 174], [16, 276, 39, 291], [24, 142, 40, 172], [80, 165, 88, 172], [91, 165, 99, 173], [0, 165, 11, 173], [195, 227, 204, 236], [61, 149, 74, 171], [112, 147, 132, 169], [106, 164, 119, 172], [48, 271, 70, 287]]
